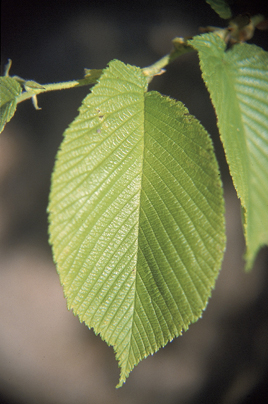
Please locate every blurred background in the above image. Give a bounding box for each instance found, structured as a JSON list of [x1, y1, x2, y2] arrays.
[[1, 1, 268, 403]]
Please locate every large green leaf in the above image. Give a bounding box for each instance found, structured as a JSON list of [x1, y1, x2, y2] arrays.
[[0, 76, 22, 134], [190, 33, 268, 269], [206, 0, 232, 19], [48, 60, 225, 386]]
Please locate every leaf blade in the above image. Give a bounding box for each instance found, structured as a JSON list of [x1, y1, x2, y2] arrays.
[[190, 33, 268, 269], [48, 60, 225, 387], [206, 0, 232, 19], [0, 76, 22, 133]]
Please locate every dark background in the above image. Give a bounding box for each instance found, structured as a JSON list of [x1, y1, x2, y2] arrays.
[[1, 1, 268, 403]]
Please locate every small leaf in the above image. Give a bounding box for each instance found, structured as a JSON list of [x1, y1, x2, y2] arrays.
[[206, 0, 232, 19], [24, 80, 45, 90], [190, 33, 268, 269], [0, 76, 22, 134], [48, 60, 225, 386]]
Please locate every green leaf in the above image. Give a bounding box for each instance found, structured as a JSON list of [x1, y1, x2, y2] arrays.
[[206, 0, 232, 19], [48, 60, 225, 387], [0, 76, 22, 134], [190, 33, 268, 269]]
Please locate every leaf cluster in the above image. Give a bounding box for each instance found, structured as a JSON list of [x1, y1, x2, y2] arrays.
[[1, 0, 268, 387]]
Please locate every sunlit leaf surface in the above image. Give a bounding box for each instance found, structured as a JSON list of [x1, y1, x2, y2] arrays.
[[191, 33, 268, 269], [48, 60, 225, 386], [0, 76, 22, 133]]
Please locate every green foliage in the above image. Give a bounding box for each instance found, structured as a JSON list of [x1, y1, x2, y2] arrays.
[[190, 33, 268, 269], [206, 0, 232, 19], [0, 76, 22, 134], [48, 60, 226, 386], [2, 0, 268, 388]]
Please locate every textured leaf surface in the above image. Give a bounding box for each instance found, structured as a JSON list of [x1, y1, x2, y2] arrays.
[[0, 76, 22, 134], [191, 33, 268, 269], [206, 0, 232, 19], [48, 60, 225, 386]]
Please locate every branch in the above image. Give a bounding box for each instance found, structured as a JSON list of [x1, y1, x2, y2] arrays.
[[142, 37, 195, 82]]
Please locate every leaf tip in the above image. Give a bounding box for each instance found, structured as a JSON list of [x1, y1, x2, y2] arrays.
[[116, 378, 125, 389]]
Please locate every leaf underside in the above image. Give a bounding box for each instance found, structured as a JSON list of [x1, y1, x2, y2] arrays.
[[190, 33, 268, 269], [0, 76, 22, 134], [48, 60, 225, 387]]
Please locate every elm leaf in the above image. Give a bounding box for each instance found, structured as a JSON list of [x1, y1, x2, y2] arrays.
[[48, 59, 225, 386], [206, 0, 232, 19], [0, 76, 22, 134], [190, 33, 268, 269]]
